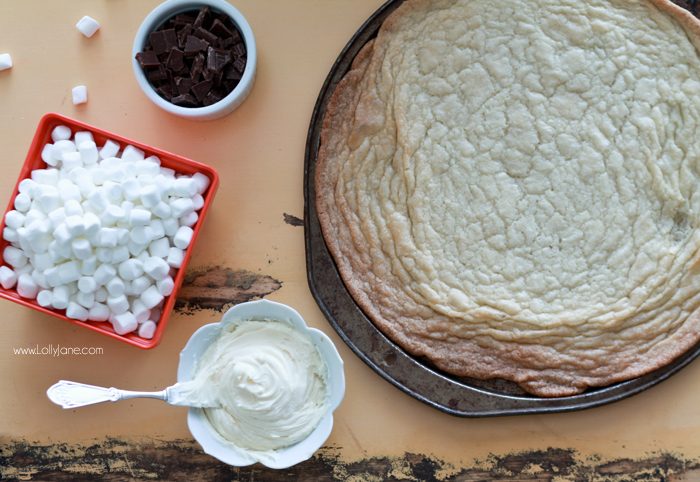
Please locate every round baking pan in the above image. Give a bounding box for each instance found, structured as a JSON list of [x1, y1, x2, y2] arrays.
[[303, 0, 700, 416]]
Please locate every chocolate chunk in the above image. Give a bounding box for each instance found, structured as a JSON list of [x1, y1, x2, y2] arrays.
[[191, 52, 205, 81], [224, 64, 242, 80], [191, 80, 213, 101], [136, 50, 160, 68], [170, 93, 198, 106], [232, 43, 246, 58], [175, 77, 193, 95], [149, 31, 169, 55], [193, 7, 210, 28], [162, 29, 178, 51], [147, 64, 168, 83], [195, 27, 218, 45], [167, 48, 185, 71], [173, 13, 196, 27], [233, 57, 246, 74], [223, 79, 238, 92], [184, 35, 209, 55], [177, 25, 192, 49], [156, 84, 173, 100], [206, 46, 231, 73], [210, 18, 233, 38], [202, 91, 222, 106]]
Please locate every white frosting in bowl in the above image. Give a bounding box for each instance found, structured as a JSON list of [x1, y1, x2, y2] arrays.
[[191, 319, 328, 452]]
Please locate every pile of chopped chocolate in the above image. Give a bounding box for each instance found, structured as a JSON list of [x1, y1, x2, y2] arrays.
[[135, 7, 247, 107]]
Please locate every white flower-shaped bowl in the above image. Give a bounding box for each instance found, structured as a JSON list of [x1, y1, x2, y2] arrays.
[[177, 299, 345, 468]]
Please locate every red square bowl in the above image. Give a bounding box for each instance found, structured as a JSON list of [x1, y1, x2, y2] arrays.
[[0, 113, 219, 348]]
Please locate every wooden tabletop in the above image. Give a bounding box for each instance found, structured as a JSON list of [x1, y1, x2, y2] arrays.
[[1, 1, 700, 480]]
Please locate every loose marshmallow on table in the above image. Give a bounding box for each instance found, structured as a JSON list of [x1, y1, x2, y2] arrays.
[[1, 126, 207, 336], [72, 86, 88, 105], [0, 53, 12, 72], [76, 16, 100, 38]]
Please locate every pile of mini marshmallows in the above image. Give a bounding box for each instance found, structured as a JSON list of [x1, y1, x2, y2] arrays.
[[0, 125, 209, 339]]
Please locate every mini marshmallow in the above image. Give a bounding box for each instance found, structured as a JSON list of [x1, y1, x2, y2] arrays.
[[116, 228, 129, 245], [4, 246, 27, 268], [44, 266, 62, 287], [96, 247, 112, 263], [156, 276, 174, 296], [5, 210, 25, 229], [173, 226, 193, 250], [65, 215, 86, 237], [31, 269, 48, 289], [138, 320, 157, 339], [71, 238, 92, 260], [37, 290, 53, 307], [37, 186, 61, 212], [112, 311, 137, 335], [111, 245, 130, 264], [172, 177, 198, 197], [131, 298, 151, 323], [88, 190, 108, 211], [50, 140, 76, 165], [3, 228, 17, 242], [52, 285, 70, 309], [122, 179, 140, 202], [17, 179, 37, 197], [129, 226, 150, 245], [152, 201, 171, 219], [76, 15, 100, 38], [160, 167, 176, 177], [97, 227, 119, 248], [134, 161, 160, 177], [74, 131, 94, 146], [129, 208, 151, 226], [192, 194, 204, 210], [94, 287, 108, 303], [127, 239, 147, 257], [0, 266, 17, 289], [78, 140, 98, 165], [33, 252, 54, 271], [118, 258, 143, 280], [107, 276, 125, 296], [88, 302, 110, 321], [66, 301, 89, 321], [170, 198, 195, 218], [64, 199, 83, 216], [144, 256, 169, 281], [107, 294, 129, 314], [121, 145, 145, 162], [102, 204, 125, 226], [76, 291, 94, 309], [61, 151, 82, 171], [93, 263, 116, 285], [140, 285, 164, 309], [191, 172, 210, 194], [162, 218, 179, 237], [148, 237, 170, 258], [72, 85, 88, 105], [83, 212, 101, 239], [53, 223, 72, 245], [52, 125, 72, 142], [166, 247, 184, 268], [99, 140, 120, 160], [17, 273, 39, 299], [0, 53, 12, 72], [127, 276, 152, 296], [14, 193, 31, 212], [58, 181, 81, 203], [179, 211, 198, 227], [102, 181, 123, 203], [78, 276, 97, 293], [42, 144, 57, 166], [139, 185, 160, 208], [58, 260, 82, 283]]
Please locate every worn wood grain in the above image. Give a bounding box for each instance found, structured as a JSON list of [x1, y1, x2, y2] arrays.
[[175, 266, 282, 313], [1, 439, 698, 482]]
